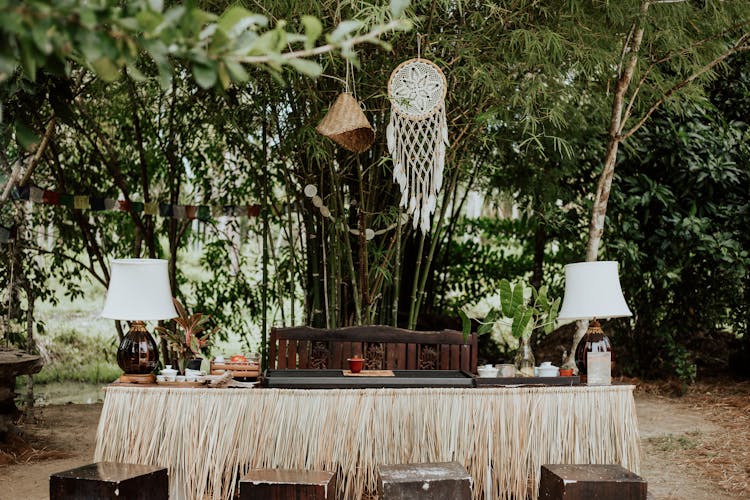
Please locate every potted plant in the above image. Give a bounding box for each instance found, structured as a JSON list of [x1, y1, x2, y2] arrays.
[[155, 298, 219, 374], [461, 279, 560, 376]]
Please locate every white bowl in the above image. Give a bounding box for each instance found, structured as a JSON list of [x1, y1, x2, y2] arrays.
[[477, 367, 499, 378], [538, 367, 560, 377]]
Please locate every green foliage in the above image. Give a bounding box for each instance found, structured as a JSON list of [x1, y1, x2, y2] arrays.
[[607, 87, 749, 381], [33, 330, 120, 384], [155, 298, 219, 373], [472, 279, 560, 340]]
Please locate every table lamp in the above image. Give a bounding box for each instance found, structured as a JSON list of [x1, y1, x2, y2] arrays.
[[100, 258, 177, 383], [557, 261, 632, 385]]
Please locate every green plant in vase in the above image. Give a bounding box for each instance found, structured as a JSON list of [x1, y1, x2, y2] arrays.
[[155, 298, 219, 374], [462, 279, 560, 376]]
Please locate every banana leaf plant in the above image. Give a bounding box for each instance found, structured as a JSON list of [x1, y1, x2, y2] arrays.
[[155, 298, 220, 373], [460, 279, 561, 342]]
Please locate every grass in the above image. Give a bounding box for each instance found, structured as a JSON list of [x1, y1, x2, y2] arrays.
[[647, 432, 701, 452]]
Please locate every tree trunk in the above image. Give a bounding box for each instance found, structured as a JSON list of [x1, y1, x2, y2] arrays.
[[565, 2, 649, 369]]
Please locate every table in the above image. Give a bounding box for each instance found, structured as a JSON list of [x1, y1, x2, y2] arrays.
[[0, 349, 42, 438], [94, 385, 640, 500]]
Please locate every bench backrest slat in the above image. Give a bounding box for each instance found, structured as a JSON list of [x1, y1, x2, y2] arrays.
[[269, 325, 478, 373]]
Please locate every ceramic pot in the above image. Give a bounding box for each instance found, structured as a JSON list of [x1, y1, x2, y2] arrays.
[[348, 358, 364, 373], [186, 358, 203, 371]]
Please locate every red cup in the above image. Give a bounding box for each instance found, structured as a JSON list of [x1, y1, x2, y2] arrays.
[[559, 368, 574, 377], [348, 358, 364, 373]]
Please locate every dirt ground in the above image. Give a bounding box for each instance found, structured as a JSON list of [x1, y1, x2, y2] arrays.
[[0, 380, 748, 499]]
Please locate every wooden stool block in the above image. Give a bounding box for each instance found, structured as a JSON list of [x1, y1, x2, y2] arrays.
[[50, 462, 168, 500], [378, 461, 472, 500], [240, 469, 336, 500], [539, 464, 647, 500]]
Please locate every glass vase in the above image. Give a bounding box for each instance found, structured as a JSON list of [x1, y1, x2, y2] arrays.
[[514, 336, 535, 377]]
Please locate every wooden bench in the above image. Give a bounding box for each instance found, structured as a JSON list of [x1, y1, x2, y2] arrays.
[[270, 325, 478, 373]]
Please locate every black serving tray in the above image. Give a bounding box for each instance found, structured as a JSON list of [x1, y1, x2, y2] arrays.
[[262, 369, 475, 389], [473, 376, 580, 387]]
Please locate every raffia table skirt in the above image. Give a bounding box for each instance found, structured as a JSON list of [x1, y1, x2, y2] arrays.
[[94, 385, 640, 500]]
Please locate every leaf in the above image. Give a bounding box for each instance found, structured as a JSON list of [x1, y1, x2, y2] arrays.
[[499, 279, 513, 317], [148, 0, 164, 13], [287, 58, 321, 77], [458, 309, 471, 340], [217, 62, 231, 89], [477, 322, 494, 336], [511, 308, 533, 339], [224, 60, 249, 83], [510, 282, 525, 317], [536, 285, 548, 309], [301, 16, 322, 50], [189, 335, 201, 355], [390, 0, 410, 17], [19, 40, 37, 80], [91, 57, 120, 82], [328, 20, 362, 44], [14, 120, 39, 151], [218, 7, 266, 37], [193, 62, 217, 88], [544, 297, 561, 334]]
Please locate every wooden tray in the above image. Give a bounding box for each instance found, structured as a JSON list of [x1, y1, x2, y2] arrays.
[[210, 361, 260, 378], [343, 370, 395, 377], [473, 376, 580, 386], [155, 381, 206, 388]]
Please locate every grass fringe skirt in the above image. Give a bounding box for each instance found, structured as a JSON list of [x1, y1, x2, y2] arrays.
[[94, 385, 640, 499]]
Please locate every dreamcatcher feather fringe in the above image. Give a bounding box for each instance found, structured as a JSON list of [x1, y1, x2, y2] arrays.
[[387, 105, 449, 233]]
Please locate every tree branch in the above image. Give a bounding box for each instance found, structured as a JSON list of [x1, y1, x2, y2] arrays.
[[621, 35, 750, 141], [232, 20, 407, 65]]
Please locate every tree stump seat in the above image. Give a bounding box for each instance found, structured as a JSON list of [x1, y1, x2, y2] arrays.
[[539, 464, 647, 500], [49, 462, 168, 500], [239, 469, 336, 499], [377, 461, 473, 500]]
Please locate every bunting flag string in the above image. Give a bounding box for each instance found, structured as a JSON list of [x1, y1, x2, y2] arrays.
[[10, 185, 262, 222]]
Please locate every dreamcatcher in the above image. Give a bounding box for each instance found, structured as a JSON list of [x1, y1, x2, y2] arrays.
[[386, 57, 448, 233]]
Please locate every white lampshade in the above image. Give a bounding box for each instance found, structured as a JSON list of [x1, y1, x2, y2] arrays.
[[557, 261, 632, 321], [100, 259, 177, 321]]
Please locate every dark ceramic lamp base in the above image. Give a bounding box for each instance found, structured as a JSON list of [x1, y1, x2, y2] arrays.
[[117, 321, 160, 377]]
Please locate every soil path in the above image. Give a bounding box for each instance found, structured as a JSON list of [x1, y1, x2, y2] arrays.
[[0, 382, 748, 499]]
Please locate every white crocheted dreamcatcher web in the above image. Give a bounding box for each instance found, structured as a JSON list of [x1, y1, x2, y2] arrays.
[[387, 58, 449, 233]]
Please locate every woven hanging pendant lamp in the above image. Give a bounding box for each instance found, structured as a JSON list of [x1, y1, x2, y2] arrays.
[[316, 92, 375, 153]]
